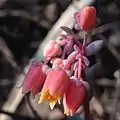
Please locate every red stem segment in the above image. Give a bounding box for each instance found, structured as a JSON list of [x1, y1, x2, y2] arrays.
[[78, 57, 82, 79], [77, 33, 88, 80], [82, 32, 88, 55], [74, 67, 78, 79]]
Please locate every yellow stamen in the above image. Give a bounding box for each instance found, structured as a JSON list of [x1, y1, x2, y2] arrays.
[[49, 99, 57, 110], [38, 89, 61, 110], [48, 94, 61, 109]]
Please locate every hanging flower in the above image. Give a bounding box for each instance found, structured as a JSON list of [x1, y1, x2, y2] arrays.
[[22, 61, 47, 98], [74, 6, 97, 32], [38, 68, 71, 109], [43, 40, 62, 58], [63, 77, 87, 116]]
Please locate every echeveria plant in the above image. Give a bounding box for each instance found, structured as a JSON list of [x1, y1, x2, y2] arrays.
[[21, 6, 103, 118]]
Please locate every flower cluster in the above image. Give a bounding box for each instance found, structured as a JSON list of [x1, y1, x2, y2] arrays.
[[22, 6, 97, 116]]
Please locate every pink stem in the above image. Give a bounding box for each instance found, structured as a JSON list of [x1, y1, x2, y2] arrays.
[[76, 32, 88, 80], [78, 57, 82, 79], [82, 32, 88, 54], [74, 67, 78, 78]]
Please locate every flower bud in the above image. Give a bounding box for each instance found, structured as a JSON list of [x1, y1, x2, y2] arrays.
[[44, 40, 62, 58], [22, 62, 47, 98], [74, 6, 97, 32], [63, 77, 87, 116]]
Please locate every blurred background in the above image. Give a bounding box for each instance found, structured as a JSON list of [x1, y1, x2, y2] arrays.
[[1, 0, 120, 120]]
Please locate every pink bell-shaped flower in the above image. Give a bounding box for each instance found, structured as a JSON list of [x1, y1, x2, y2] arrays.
[[38, 68, 71, 109], [22, 61, 47, 98], [63, 77, 87, 116], [74, 6, 97, 32], [43, 40, 62, 58]]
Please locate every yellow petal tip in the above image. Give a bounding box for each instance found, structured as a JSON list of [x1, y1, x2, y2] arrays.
[[38, 100, 42, 104], [49, 100, 57, 110]]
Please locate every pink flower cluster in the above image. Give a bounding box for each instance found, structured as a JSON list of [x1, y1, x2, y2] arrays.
[[22, 6, 97, 116]]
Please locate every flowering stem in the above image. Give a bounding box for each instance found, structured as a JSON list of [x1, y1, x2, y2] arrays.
[[82, 33, 90, 120], [76, 32, 88, 80], [74, 67, 78, 78], [82, 32, 88, 55], [73, 38, 82, 49], [78, 57, 82, 79]]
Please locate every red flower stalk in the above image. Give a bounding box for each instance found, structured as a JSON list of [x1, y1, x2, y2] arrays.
[[22, 62, 47, 98], [38, 68, 71, 109], [63, 77, 87, 116], [74, 6, 97, 32]]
